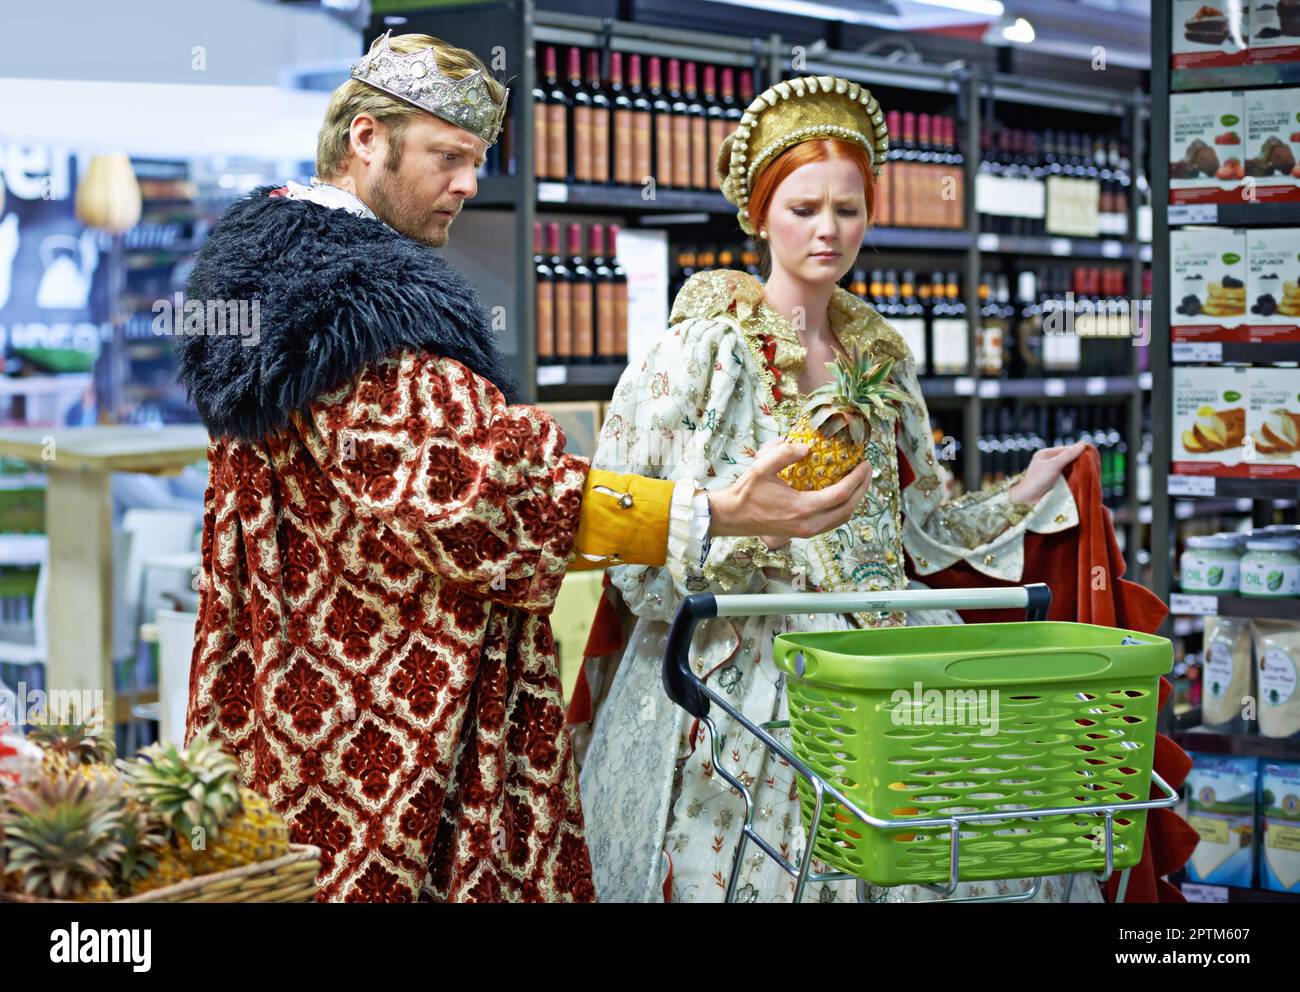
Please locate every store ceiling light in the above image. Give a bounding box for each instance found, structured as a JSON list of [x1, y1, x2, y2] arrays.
[[909, 0, 1005, 14], [1000, 16, 1036, 43]]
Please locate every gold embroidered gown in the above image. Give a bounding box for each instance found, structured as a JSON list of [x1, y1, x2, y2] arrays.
[[574, 269, 1096, 903]]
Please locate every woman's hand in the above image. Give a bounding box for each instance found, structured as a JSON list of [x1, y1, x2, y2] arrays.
[[1007, 441, 1089, 505], [709, 441, 873, 542]]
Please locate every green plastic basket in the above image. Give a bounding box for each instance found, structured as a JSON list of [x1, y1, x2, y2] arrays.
[[771, 621, 1172, 886]]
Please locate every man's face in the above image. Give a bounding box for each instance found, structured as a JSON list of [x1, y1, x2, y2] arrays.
[[361, 113, 487, 248]]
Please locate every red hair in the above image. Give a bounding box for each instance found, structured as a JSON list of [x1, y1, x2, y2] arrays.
[[747, 138, 877, 233]]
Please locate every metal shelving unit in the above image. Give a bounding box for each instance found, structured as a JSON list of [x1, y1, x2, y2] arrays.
[[376, 1, 1151, 573]]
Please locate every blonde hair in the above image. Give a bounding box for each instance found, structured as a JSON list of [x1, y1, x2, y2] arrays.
[[316, 33, 507, 178]]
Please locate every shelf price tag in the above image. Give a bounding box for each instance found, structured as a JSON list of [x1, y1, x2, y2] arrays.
[[1044, 378, 1067, 397], [1169, 593, 1219, 616], [1180, 883, 1229, 903], [1049, 238, 1073, 256], [976, 233, 1000, 253], [1172, 342, 1223, 363], [1168, 474, 1216, 497], [1139, 371, 1153, 390], [978, 380, 1000, 398], [537, 182, 569, 203], [536, 365, 567, 386], [1101, 240, 1123, 258], [1168, 204, 1218, 225], [953, 376, 977, 396], [1084, 377, 1107, 395]]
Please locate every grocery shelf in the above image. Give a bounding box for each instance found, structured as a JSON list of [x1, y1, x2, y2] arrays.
[[1172, 62, 1300, 93], [1173, 724, 1300, 763], [1168, 592, 1300, 621], [1172, 341, 1300, 365], [975, 233, 1134, 260], [1180, 881, 1300, 904], [1168, 201, 1300, 228], [920, 375, 1144, 399], [1167, 476, 1300, 501]]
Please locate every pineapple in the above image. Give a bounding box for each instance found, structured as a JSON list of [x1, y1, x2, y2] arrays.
[[0, 773, 125, 900], [27, 710, 118, 788], [120, 728, 292, 892], [780, 349, 909, 491]]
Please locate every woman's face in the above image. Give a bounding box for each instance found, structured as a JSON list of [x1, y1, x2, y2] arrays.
[[763, 156, 866, 287]]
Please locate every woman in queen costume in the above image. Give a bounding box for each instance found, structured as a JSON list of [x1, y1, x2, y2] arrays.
[[571, 75, 1100, 904]]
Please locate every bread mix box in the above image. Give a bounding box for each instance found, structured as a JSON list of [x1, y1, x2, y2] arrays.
[[1172, 0, 1250, 68], [1247, 366, 1300, 477], [1170, 90, 1246, 203], [1173, 365, 1252, 477], [1249, 0, 1300, 64], [1171, 228, 1249, 342], [1243, 87, 1300, 202], [1246, 227, 1300, 342]]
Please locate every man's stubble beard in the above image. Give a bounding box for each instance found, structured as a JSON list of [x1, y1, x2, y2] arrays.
[[366, 157, 451, 249]]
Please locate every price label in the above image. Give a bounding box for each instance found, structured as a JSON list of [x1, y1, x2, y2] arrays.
[[1049, 238, 1073, 256], [976, 233, 1000, 253], [1172, 342, 1224, 363], [1138, 371, 1153, 391], [953, 376, 976, 396], [1101, 240, 1123, 258], [537, 182, 569, 203], [978, 380, 1000, 398], [536, 365, 567, 386], [1170, 593, 1220, 616], [1168, 203, 1218, 225], [1044, 378, 1067, 396], [1168, 474, 1216, 496], [1180, 883, 1229, 903], [1084, 377, 1108, 395], [1139, 243, 1153, 263]]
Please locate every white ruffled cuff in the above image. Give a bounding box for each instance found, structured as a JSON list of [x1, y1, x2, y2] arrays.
[[666, 479, 699, 587]]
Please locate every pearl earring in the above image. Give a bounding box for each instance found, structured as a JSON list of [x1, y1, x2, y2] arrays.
[[760, 230, 768, 239]]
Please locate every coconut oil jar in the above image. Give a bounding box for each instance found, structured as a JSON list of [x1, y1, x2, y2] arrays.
[[1239, 536, 1300, 598], [1181, 534, 1245, 594]]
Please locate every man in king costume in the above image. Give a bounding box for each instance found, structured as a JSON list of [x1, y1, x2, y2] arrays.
[[176, 33, 875, 903]]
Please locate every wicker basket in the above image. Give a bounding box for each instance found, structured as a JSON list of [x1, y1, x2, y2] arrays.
[[0, 844, 321, 904]]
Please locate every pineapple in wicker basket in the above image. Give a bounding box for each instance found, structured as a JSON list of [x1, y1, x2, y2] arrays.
[[2, 723, 306, 901], [780, 347, 909, 492]]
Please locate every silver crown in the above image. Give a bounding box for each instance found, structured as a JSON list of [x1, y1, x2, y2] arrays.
[[350, 31, 508, 146]]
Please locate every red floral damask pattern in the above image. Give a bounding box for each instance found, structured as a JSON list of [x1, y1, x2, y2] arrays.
[[186, 352, 596, 902]]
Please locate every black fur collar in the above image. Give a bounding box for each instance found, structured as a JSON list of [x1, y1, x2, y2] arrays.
[[176, 185, 515, 441]]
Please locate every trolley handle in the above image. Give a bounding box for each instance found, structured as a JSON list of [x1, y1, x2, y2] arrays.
[[662, 584, 1053, 720]]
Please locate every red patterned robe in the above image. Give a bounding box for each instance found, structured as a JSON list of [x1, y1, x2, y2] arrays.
[[186, 351, 597, 902]]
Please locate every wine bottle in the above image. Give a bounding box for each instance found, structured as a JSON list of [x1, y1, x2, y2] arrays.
[[547, 222, 572, 363], [684, 63, 707, 191], [567, 48, 591, 184], [534, 221, 554, 363], [611, 52, 633, 186], [649, 57, 673, 192], [587, 50, 610, 185], [568, 222, 595, 363], [590, 224, 616, 363], [668, 59, 690, 190], [704, 65, 726, 192], [532, 48, 551, 181], [629, 55, 653, 186], [543, 46, 567, 182], [609, 223, 629, 364]]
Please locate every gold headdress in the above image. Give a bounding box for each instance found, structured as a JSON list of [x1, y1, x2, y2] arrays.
[[717, 75, 889, 236]]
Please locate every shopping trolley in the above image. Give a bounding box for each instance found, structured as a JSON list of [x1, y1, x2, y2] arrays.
[[661, 584, 1180, 904]]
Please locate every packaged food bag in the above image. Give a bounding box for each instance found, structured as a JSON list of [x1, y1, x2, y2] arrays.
[[1260, 761, 1300, 894], [1185, 753, 1257, 887]]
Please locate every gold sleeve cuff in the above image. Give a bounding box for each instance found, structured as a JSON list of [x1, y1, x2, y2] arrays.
[[569, 469, 675, 570]]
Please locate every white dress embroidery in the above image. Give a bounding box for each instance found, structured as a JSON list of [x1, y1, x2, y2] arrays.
[[575, 270, 1097, 904]]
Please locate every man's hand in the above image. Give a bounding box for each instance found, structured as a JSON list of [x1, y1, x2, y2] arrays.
[[708, 442, 873, 541], [1007, 440, 1088, 505]]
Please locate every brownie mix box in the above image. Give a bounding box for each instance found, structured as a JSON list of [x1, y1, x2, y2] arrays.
[[1246, 227, 1300, 342], [1247, 367, 1300, 477], [1249, 0, 1300, 63], [1243, 87, 1300, 202], [1170, 90, 1246, 203], [1174, 366, 1252, 477], [1171, 228, 1249, 342], [1173, 0, 1250, 68]]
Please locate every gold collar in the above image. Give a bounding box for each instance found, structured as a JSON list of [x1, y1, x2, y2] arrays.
[[669, 269, 909, 410]]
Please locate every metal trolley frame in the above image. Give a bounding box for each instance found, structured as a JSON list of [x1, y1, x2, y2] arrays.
[[661, 584, 1181, 904]]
